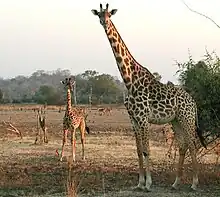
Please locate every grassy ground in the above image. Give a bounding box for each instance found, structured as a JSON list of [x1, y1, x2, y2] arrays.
[[0, 107, 219, 197]]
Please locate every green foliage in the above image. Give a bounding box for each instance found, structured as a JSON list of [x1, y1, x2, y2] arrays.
[[81, 70, 99, 79], [33, 85, 64, 105], [0, 68, 125, 105], [0, 89, 3, 103], [76, 71, 124, 104], [177, 50, 220, 135]]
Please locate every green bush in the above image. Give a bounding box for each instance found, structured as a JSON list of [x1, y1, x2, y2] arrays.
[[177, 50, 220, 136]]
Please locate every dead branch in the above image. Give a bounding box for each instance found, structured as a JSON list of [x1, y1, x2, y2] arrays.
[[2, 121, 22, 139], [197, 141, 220, 163], [181, 0, 220, 29]]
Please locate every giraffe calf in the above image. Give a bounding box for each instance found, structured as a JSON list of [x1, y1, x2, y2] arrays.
[[60, 78, 90, 162]]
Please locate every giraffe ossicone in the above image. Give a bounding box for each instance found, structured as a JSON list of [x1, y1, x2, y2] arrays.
[[92, 3, 207, 191]]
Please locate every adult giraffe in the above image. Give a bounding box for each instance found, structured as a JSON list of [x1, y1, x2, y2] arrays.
[[91, 3, 206, 191]]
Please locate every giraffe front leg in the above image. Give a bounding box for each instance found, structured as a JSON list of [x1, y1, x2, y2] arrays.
[[125, 101, 145, 190], [60, 129, 68, 161], [80, 120, 86, 161], [141, 125, 152, 191], [133, 131, 145, 190]]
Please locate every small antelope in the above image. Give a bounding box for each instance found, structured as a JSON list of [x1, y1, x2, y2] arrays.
[[98, 107, 112, 116], [98, 108, 105, 116]]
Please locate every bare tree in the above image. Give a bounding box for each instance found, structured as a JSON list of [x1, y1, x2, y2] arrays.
[[181, 0, 220, 29]]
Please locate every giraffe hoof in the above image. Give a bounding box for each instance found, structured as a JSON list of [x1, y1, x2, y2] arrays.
[[144, 186, 151, 192], [143, 188, 151, 192], [190, 185, 197, 191], [132, 185, 145, 191], [171, 185, 179, 190]]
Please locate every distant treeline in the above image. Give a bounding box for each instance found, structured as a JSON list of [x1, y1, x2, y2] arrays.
[[0, 69, 127, 105]]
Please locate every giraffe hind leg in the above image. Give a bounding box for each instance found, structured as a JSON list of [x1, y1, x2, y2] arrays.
[[171, 121, 187, 190], [172, 146, 187, 190], [172, 119, 199, 190], [185, 125, 199, 190], [79, 119, 86, 160], [189, 145, 199, 190]]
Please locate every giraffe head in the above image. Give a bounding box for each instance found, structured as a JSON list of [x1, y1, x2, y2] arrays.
[[61, 77, 75, 91], [91, 3, 117, 30]]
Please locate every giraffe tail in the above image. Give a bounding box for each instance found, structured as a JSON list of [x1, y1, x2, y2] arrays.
[[195, 104, 207, 149], [196, 126, 207, 149], [85, 125, 90, 134]]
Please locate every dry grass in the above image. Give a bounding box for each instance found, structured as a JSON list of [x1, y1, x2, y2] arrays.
[[0, 105, 219, 197], [0, 104, 124, 112]]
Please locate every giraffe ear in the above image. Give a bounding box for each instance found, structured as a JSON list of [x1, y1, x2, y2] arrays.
[[61, 80, 65, 84], [110, 9, 117, 15], [91, 9, 99, 15]]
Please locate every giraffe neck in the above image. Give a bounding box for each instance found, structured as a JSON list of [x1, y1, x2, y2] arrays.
[[104, 20, 155, 90], [66, 88, 72, 113]]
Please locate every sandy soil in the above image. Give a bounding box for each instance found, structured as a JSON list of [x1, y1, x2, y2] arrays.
[[0, 108, 219, 197]]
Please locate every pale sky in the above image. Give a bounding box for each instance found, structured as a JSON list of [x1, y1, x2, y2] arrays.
[[0, 0, 219, 83]]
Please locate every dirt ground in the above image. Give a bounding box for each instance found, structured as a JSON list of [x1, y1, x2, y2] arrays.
[[0, 107, 219, 197]]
